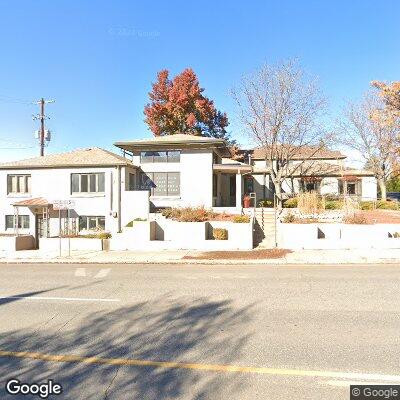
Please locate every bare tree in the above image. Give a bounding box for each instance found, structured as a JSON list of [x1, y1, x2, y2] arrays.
[[337, 93, 399, 200], [231, 60, 329, 206]]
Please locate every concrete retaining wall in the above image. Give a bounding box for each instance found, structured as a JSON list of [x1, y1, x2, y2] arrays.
[[110, 219, 253, 250], [279, 223, 400, 249]]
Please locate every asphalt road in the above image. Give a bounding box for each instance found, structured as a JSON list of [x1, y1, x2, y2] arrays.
[[0, 262, 400, 399]]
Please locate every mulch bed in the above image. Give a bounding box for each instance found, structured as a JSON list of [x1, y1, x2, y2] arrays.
[[357, 210, 400, 224], [183, 249, 291, 260]]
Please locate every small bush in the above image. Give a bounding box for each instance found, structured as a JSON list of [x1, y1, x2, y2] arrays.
[[344, 214, 367, 224], [126, 218, 146, 227], [360, 201, 374, 211], [325, 194, 340, 201], [232, 215, 250, 223], [325, 200, 343, 210], [393, 232, 400, 238], [213, 228, 228, 240], [282, 213, 295, 223], [283, 197, 298, 208], [377, 200, 399, 210], [76, 232, 112, 239], [258, 199, 273, 208]]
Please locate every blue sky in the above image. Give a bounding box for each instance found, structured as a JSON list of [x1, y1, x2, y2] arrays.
[[0, 0, 399, 162]]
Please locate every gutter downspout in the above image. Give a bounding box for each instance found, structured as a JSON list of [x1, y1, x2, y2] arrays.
[[117, 166, 122, 233]]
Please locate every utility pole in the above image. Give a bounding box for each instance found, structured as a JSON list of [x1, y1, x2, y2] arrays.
[[33, 98, 55, 156]]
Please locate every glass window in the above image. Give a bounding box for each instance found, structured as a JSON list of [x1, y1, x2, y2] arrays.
[[7, 174, 31, 194], [71, 173, 105, 194], [140, 151, 154, 163], [89, 174, 96, 192], [79, 216, 87, 231], [128, 173, 135, 190], [140, 151, 181, 163], [88, 217, 97, 229], [347, 182, 357, 195], [168, 151, 180, 163], [5, 215, 29, 229], [98, 173, 105, 192], [153, 151, 167, 162], [71, 174, 79, 193], [79, 216, 106, 231], [153, 173, 168, 196], [81, 175, 88, 192]]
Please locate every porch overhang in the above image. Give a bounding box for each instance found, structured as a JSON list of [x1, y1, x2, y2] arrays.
[[13, 197, 51, 207]]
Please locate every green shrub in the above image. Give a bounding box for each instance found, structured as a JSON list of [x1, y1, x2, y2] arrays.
[[283, 197, 298, 208], [232, 215, 250, 223], [360, 201, 375, 211], [125, 218, 146, 227], [258, 199, 273, 208], [377, 200, 399, 210], [393, 232, 400, 238], [282, 213, 295, 223], [325, 200, 343, 210], [325, 194, 340, 201], [213, 228, 228, 240]]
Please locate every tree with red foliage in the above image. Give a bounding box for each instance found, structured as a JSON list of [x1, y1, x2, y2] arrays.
[[144, 68, 234, 144]]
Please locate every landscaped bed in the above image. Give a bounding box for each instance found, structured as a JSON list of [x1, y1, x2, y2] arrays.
[[183, 248, 291, 260]]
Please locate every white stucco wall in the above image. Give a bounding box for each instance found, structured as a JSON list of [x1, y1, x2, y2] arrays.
[[320, 177, 339, 196], [132, 148, 213, 209], [361, 176, 377, 201], [0, 165, 149, 238]]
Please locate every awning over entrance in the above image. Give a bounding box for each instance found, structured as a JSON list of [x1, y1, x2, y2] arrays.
[[13, 197, 51, 207]]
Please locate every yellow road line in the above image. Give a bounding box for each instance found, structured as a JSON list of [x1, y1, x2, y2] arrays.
[[1, 349, 399, 382]]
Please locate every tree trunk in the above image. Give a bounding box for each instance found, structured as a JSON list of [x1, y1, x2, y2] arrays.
[[274, 181, 283, 208], [378, 178, 387, 201]]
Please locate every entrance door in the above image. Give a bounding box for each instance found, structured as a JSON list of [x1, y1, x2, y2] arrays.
[[35, 215, 45, 248]]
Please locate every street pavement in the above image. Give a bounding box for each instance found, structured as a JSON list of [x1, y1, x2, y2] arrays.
[[0, 262, 400, 399]]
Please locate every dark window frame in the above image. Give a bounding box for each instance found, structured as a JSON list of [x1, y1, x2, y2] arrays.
[[140, 151, 181, 163]]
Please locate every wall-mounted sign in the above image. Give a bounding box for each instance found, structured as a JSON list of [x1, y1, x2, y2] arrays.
[[53, 200, 76, 210]]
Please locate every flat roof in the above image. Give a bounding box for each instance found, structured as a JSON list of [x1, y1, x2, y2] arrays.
[[114, 133, 228, 152]]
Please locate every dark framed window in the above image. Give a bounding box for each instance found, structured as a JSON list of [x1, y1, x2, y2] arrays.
[[140, 151, 181, 163], [7, 174, 31, 194], [71, 173, 105, 194], [78, 216, 106, 231], [128, 173, 136, 191], [139, 172, 180, 196], [5, 215, 29, 229]]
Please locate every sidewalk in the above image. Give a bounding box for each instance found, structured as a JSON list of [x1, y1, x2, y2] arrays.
[[1, 248, 400, 265]]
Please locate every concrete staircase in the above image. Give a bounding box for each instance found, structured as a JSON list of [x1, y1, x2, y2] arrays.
[[253, 208, 277, 248]]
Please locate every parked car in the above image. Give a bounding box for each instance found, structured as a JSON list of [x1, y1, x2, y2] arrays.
[[387, 192, 400, 201]]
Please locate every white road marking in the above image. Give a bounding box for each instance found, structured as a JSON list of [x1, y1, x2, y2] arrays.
[[74, 268, 86, 277], [94, 268, 111, 278], [0, 296, 120, 303]]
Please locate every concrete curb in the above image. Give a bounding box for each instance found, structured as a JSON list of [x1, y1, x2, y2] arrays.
[[1, 257, 400, 265]]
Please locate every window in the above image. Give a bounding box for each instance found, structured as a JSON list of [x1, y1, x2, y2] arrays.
[[139, 172, 180, 196], [300, 179, 320, 193], [128, 173, 136, 191], [71, 173, 105, 194], [5, 215, 29, 229], [7, 174, 31, 194], [140, 151, 181, 163], [339, 180, 360, 196], [79, 216, 106, 231]]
